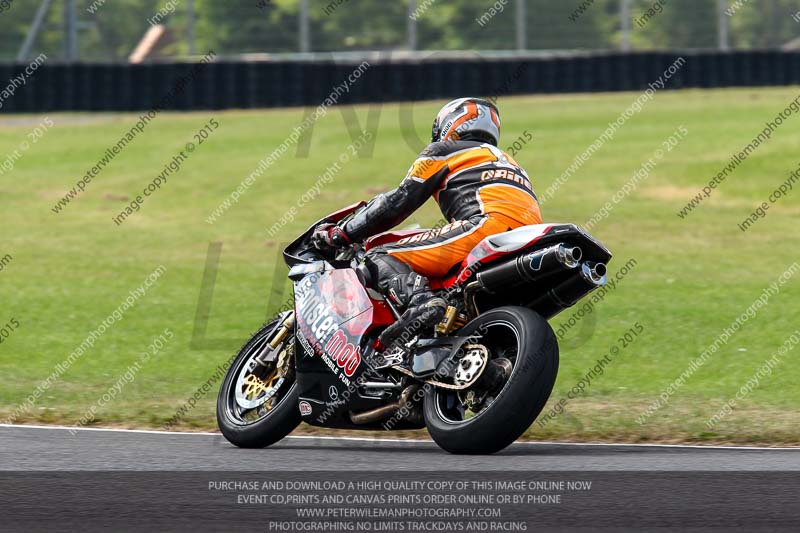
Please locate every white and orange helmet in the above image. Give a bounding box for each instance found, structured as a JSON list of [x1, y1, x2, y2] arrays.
[[431, 97, 501, 146]]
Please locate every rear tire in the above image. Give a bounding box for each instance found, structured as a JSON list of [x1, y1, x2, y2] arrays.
[[216, 319, 301, 448], [423, 306, 559, 454]]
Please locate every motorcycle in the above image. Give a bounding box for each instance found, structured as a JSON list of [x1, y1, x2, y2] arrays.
[[217, 202, 612, 454]]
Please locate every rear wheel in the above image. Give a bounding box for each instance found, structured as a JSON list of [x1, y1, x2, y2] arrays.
[[423, 306, 559, 454], [216, 317, 300, 448]]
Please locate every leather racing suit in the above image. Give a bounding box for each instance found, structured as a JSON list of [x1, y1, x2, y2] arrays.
[[338, 139, 542, 348]]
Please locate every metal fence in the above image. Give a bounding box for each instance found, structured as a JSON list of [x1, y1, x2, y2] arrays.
[[3, 0, 800, 63]]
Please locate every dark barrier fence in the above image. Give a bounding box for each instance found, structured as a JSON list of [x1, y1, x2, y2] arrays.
[[2, 50, 799, 113]]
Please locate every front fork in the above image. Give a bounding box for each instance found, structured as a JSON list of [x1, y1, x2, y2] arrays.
[[255, 312, 295, 366]]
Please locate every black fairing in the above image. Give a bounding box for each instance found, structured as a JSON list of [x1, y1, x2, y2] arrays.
[[526, 224, 611, 264]]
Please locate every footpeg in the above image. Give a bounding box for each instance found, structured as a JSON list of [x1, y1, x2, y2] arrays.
[[372, 349, 405, 370]]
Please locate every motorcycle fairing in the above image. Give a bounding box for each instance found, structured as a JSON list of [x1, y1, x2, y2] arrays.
[[464, 224, 554, 267], [284, 201, 366, 268], [293, 268, 395, 428], [294, 269, 372, 379]]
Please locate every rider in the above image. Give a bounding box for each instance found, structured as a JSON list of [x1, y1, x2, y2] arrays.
[[312, 97, 542, 350]]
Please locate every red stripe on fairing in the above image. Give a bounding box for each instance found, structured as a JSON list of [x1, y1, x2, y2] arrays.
[[369, 298, 396, 327], [429, 275, 458, 290], [467, 224, 553, 266]]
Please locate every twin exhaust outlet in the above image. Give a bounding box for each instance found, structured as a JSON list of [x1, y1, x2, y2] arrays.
[[470, 243, 607, 319]]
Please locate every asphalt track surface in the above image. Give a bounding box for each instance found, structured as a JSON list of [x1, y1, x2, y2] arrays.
[[3, 424, 800, 531], [1, 424, 799, 471]]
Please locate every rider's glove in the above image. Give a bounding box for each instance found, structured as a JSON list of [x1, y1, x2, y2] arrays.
[[311, 223, 352, 251]]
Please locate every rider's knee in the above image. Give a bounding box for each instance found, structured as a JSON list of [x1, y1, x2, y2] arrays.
[[361, 251, 431, 310]]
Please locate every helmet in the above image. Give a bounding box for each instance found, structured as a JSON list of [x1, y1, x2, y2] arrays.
[[431, 97, 501, 146]]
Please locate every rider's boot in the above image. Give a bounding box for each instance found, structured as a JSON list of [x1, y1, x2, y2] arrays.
[[377, 289, 447, 351]]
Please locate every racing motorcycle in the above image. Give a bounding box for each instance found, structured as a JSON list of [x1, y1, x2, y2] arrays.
[[217, 202, 612, 454]]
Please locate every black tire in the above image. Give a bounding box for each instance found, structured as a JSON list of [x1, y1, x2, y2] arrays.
[[216, 319, 301, 448], [423, 306, 559, 454]]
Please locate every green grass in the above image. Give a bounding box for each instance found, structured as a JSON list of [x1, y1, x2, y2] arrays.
[[1, 87, 799, 444]]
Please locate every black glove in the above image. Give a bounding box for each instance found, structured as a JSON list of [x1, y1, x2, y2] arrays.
[[311, 223, 352, 251]]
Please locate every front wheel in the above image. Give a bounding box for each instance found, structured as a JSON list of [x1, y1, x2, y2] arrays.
[[216, 317, 300, 448], [423, 306, 559, 454]]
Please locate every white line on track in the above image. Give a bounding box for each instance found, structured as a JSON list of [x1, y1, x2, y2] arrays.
[[1, 423, 798, 451], [0, 423, 218, 436]]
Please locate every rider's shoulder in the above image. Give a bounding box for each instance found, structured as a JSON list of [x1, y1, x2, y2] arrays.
[[418, 140, 483, 159]]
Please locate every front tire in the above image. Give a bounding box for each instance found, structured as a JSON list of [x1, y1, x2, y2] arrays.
[[423, 306, 559, 454], [217, 318, 301, 448]]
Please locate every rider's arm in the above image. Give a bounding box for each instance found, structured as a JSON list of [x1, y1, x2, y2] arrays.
[[339, 145, 450, 242]]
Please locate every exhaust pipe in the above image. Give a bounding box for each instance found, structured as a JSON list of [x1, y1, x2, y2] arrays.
[[582, 262, 607, 284], [349, 385, 418, 425], [528, 261, 607, 319], [476, 243, 582, 293]]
